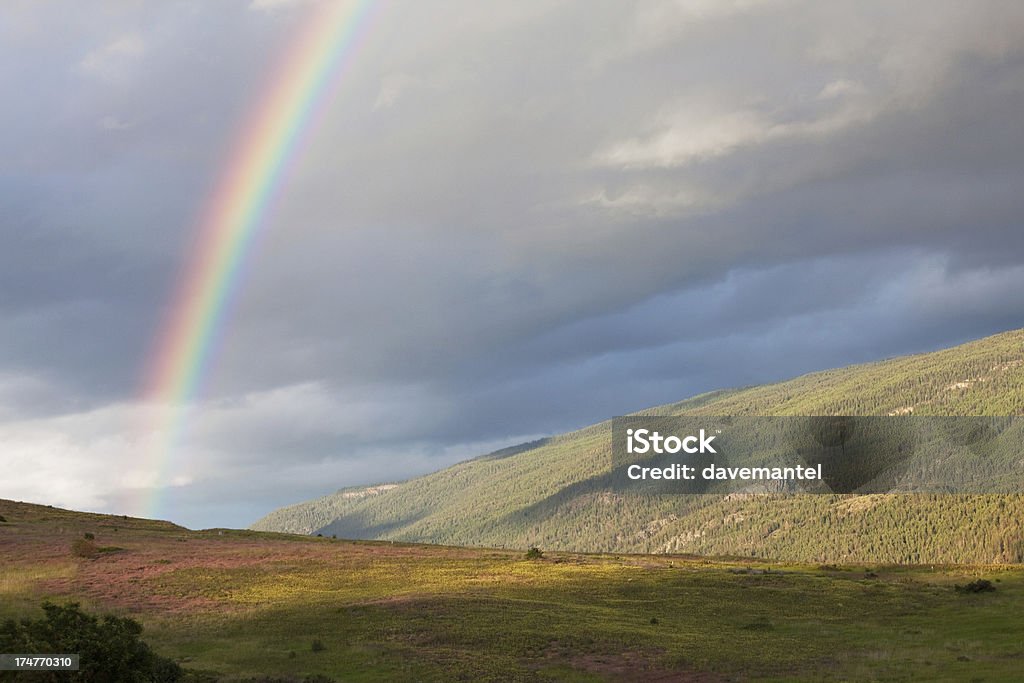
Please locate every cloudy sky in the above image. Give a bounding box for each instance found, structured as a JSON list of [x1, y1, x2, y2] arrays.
[[2, 0, 1024, 529]]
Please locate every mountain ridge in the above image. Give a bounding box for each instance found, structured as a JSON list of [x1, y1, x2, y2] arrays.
[[252, 327, 1024, 563]]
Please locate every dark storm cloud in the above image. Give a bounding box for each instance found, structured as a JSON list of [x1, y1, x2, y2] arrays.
[[1, 0, 1023, 527]]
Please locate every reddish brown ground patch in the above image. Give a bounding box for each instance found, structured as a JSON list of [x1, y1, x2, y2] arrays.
[[2, 499, 524, 614]]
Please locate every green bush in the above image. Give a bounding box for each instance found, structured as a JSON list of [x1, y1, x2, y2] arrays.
[[0, 601, 181, 682], [955, 579, 996, 593], [83, 532, 95, 540], [311, 638, 326, 652], [525, 546, 543, 560]]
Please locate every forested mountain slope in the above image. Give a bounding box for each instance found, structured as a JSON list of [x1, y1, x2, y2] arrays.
[[253, 328, 1024, 563]]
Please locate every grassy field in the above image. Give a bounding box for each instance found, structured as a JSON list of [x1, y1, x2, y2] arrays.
[[3, 499, 1023, 681]]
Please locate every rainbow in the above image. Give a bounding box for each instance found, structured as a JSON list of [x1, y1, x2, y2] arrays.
[[138, 0, 374, 518]]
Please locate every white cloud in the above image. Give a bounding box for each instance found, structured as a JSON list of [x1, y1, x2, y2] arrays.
[[77, 34, 146, 82], [596, 107, 768, 169], [594, 86, 886, 171], [0, 376, 544, 526], [98, 115, 134, 131], [0, 400, 154, 513], [248, 0, 317, 11], [817, 79, 866, 100], [579, 182, 719, 218], [373, 73, 416, 110]]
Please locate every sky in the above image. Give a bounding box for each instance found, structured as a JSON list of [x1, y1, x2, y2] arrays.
[[2, 0, 1024, 529]]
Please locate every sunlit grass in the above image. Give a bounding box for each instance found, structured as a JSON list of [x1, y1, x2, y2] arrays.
[[4, 498, 1024, 681], [0, 562, 75, 596]]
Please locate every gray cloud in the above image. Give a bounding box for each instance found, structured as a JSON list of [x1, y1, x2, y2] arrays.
[[1, 0, 1023, 528]]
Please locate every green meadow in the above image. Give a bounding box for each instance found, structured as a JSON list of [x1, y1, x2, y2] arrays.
[[2, 499, 1023, 681]]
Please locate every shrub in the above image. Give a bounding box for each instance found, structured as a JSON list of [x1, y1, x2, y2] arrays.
[[83, 532, 95, 540], [71, 538, 98, 558], [0, 514, 7, 522], [311, 638, 326, 652], [0, 602, 181, 681], [525, 546, 544, 560], [955, 579, 996, 594]]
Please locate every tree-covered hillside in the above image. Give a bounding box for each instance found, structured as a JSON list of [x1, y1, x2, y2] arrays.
[[252, 328, 1024, 563]]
